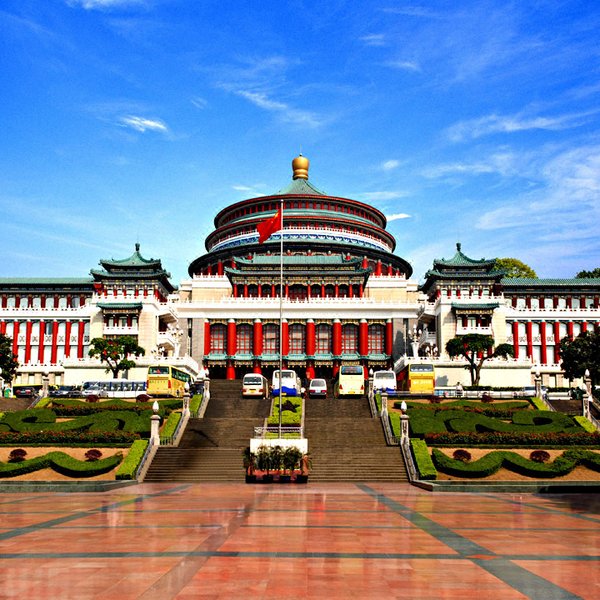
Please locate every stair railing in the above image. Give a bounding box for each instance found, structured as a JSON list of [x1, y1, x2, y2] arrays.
[[400, 437, 418, 482], [135, 440, 159, 481]]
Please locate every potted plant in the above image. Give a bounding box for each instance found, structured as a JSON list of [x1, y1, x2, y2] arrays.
[[296, 453, 311, 483], [281, 446, 302, 483], [242, 447, 257, 483], [270, 445, 284, 481], [256, 445, 274, 483]]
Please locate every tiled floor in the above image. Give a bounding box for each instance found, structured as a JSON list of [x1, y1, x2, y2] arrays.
[[0, 483, 598, 599]]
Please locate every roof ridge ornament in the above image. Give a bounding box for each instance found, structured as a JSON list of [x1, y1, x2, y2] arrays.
[[457, 242, 461, 252], [292, 154, 309, 180]]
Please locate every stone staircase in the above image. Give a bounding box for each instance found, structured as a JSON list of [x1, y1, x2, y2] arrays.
[[143, 380, 271, 482], [304, 392, 408, 482]]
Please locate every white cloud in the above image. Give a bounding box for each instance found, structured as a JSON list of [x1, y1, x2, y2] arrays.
[[385, 60, 421, 72], [380, 159, 400, 171], [66, 0, 146, 9], [386, 213, 411, 221], [191, 97, 208, 109], [119, 115, 168, 133], [446, 110, 597, 142], [360, 34, 386, 47]]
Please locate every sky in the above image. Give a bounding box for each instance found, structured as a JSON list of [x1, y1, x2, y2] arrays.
[[1, 0, 600, 285]]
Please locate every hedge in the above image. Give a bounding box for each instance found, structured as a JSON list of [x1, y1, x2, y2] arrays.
[[409, 408, 582, 438], [424, 431, 600, 447], [432, 448, 600, 478], [0, 451, 123, 478], [0, 430, 140, 445], [116, 439, 149, 480], [573, 416, 597, 433], [161, 412, 182, 439], [267, 397, 302, 425], [529, 396, 548, 411], [190, 394, 203, 414], [0, 408, 152, 437], [411, 439, 436, 480]]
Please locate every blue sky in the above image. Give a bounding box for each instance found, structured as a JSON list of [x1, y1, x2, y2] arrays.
[[1, 0, 599, 284]]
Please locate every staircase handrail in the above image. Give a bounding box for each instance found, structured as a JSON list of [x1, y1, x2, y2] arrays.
[[400, 437, 418, 482], [192, 387, 211, 419], [253, 425, 303, 438], [380, 411, 399, 446], [367, 385, 378, 418]]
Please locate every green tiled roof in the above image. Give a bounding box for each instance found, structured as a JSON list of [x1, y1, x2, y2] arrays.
[[503, 278, 600, 286], [0, 278, 93, 285], [276, 178, 326, 196], [434, 243, 496, 268], [97, 302, 143, 310], [451, 302, 499, 310], [99, 244, 162, 269]]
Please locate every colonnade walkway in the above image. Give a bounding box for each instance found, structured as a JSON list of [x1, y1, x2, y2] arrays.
[[1, 482, 598, 599]]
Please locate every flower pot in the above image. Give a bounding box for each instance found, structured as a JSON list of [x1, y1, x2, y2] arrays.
[[278, 474, 291, 483], [261, 474, 274, 483], [295, 474, 309, 484], [245, 474, 257, 483]]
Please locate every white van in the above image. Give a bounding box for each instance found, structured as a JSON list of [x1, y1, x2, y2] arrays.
[[272, 369, 301, 397], [241, 373, 269, 399], [372, 370, 397, 394]]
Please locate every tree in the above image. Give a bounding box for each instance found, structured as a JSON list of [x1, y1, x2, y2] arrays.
[[445, 334, 514, 386], [494, 257, 537, 278], [575, 268, 600, 278], [0, 333, 19, 384], [88, 336, 145, 378], [559, 331, 600, 389]]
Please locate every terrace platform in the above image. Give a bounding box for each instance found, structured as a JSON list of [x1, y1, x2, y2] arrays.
[[0, 482, 599, 599]]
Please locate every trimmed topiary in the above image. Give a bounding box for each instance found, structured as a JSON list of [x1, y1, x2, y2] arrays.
[[529, 449, 551, 463], [452, 449, 472, 463], [85, 449, 103, 462], [8, 448, 27, 463]]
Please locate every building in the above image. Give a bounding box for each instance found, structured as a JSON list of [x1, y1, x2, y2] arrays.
[[1, 155, 598, 389]]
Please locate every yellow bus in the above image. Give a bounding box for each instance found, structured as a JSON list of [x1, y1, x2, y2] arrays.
[[397, 363, 435, 394], [147, 365, 191, 397], [334, 365, 365, 398]]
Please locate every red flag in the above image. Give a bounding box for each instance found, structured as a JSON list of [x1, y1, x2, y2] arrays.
[[257, 210, 281, 243]]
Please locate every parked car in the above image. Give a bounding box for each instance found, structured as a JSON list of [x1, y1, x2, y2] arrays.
[[522, 385, 548, 400], [308, 378, 327, 398], [241, 373, 269, 398], [81, 385, 108, 399], [13, 385, 40, 398], [49, 385, 80, 398]]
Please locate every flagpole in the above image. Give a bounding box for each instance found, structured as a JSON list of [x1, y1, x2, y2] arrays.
[[278, 197, 284, 439]]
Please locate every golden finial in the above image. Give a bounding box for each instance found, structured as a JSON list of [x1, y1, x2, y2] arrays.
[[292, 154, 309, 180]]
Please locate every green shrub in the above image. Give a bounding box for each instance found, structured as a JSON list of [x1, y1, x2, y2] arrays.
[[410, 439, 436, 480], [161, 412, 182, 439], [453, 449, 472, 462], [116, 439, 149, 480], [424, 431, 600, 447], [35, 398, 52, 409], [573, 416, 597, 433], [529, 396, 548, 411], [0, 451, 123, 478], [0, 430, 140, 445], [432, 448, 600, 478], [190, 394, 203, 414]]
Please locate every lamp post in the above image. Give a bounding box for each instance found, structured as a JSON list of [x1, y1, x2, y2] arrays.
[[41, 371, 50, 399], [583, 369, 592, 419], [150, 400, 161, 445], [183, 381, 190, 417], [534, 363, 542, 399], [400, 400, 410, 442]]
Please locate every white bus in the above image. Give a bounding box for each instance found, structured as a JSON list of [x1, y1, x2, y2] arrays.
[[272, 369, 301, 397], [82, 379, 147, 399]]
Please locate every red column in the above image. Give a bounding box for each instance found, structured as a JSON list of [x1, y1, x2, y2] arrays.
[[359, 284, 364, 297], [227, 319, 237, 356], [321, 284, 325, 298], [271, 284, 276, 297], [526, 321, 533, 358], [359, 319, 368, 356], [566, 296, 572, 309], [553, 321, 561, 364], [77, 321, 85, 359], [375, 260, 382, 276], [334, 284, 339, 298], [280, 319, 289, 356], [233, 285, 238, 298], [582, 321, 588, 333], [12, 321, 20, 356], [362, 256, 368, 269], [25, 321, 33, 364], [332, 319, 342, 356], [512, 321, 519, 359], [257, 284, 262, 298], [306, 320, 316, 356], [525, 297, 531, 309], [553, 296, 559, 309], [64, 321, 72, 358], [243, 284, 248, 297], [15, 295, 20, 309], [540, 321, 547, 365], [217, 260, 224, 276], [349, 284, 354, 298], [38, 321, 46, 363], [567, 321, 574, 340], [580, 296, 586, 309], [307, 285, 311, 299], [385, 320, 393, 356], [0, 321, 5, 335], [253, 319, 263, 356], [204, 321, 211, 356], [539, 296, 545, 309], [285, 284, 289, 298], [51, 321, 59, 365]]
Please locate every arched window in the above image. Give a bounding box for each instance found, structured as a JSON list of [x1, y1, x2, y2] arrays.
[[289, 324, 306, 354], [368, 324, 385, 354], [311, 284, 321, 297], [237, 324, 253, 354], [342, 324, 358, 353], [263, 323, 279, 354], [210, 323, 227, 353], [316, 323, 331, 353], [324, 284, 335, 298], [338, 285, 349, 298]]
